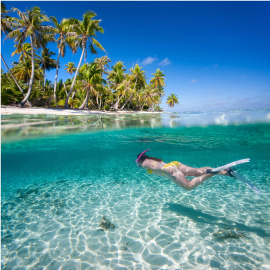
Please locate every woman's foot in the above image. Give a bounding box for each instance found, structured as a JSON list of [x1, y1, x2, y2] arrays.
[[217, 169, 230, 176], [226, 167, 235, 177]]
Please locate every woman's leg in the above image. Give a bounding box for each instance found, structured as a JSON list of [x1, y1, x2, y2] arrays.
[[178, 163, 211, 176], [164, 166, 214, 191], [178, 163, 229, 177]]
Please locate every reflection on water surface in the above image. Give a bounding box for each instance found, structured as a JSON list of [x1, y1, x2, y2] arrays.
[[1, 109, 270, 142]]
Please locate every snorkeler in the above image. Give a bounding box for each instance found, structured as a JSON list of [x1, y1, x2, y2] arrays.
[[135, 149, 260, 193]]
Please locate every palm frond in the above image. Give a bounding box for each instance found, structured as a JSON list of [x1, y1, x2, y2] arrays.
[[50, 16, 59, 28], [91, 38, 106, 53], [89, 43, 98, 55], [11, 7, 27, 22], [1, 2, 7, 13]]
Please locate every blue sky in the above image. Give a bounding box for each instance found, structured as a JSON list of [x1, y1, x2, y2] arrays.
[[1, 1, 270, 112]]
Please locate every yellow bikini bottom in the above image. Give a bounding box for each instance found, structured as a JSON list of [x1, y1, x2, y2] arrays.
[[147, 161, 180, 175]]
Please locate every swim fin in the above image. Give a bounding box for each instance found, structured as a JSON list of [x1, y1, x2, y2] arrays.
[[230, 170, 260, 194], [211, 159, 250, 173], [206, 159, 260, 194]]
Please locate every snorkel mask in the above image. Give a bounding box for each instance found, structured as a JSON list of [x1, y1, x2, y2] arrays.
[[135, 148, 150, 167]]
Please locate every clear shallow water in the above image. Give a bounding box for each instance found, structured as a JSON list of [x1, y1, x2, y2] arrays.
[[2, 109, 270, 142], [1, 110, 270, 269]]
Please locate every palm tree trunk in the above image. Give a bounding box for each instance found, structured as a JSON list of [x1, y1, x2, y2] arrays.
[[1, 54, 32, 107], [89, 97, 97, 108], [64, 46, 85, 109], [63, 82, 68, 96], [120, 93, 133, 111], [71, 89, 76, 99], [140, 100, 147, 111], [44, 68, 46, 92], [133, 77, 138, 110], [111, 94, 123, 111], [19, 35, 35, 107], [79, 89, 90, 109], [96, 95, 100, 110], [53, 47, 61, 100], [86, 95, 89, 108], [96, 95, 99, 108]]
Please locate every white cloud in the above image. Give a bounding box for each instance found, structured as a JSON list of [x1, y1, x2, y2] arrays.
[[217, 101, 226, 104], [213, 63, 219, 68], [191, 79, 197, 83], [158, 58, 171, 66], [142, 56, 157, 66], [210, 99, 215, 102]]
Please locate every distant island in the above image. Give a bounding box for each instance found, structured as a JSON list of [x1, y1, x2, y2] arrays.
[[1, 3, 179, 113]]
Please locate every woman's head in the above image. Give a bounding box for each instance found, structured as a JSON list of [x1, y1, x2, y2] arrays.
[[136, 150, 162, 166], [136, 153, 148, 165], [135, 148, 151, 166]]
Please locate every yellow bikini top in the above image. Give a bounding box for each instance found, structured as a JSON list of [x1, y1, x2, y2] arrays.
[[147, 161, 180, 175], [146, 161, 157, 174]]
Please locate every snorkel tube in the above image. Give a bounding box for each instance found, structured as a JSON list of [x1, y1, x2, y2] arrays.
[[135, 148, 150, 166]]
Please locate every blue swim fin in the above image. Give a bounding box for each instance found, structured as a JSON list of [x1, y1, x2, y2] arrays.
[[230, 170, 260, 194]]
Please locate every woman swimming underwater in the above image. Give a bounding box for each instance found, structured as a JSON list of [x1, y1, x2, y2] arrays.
[[135, 149, 260, 193]]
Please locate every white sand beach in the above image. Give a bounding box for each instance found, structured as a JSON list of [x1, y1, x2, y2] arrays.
[[1, 106, 164, 116]]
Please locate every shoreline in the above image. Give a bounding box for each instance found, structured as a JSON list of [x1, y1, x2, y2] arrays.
[[1, 106, 165, 116]]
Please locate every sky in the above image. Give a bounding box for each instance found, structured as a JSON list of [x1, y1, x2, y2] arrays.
[[1, 1, 270, 112]]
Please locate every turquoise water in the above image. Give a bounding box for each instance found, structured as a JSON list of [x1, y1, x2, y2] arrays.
[[1, 110, 270, 269]]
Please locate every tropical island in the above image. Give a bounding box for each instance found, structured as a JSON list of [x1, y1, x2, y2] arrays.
[[1, 3, 179, 114]]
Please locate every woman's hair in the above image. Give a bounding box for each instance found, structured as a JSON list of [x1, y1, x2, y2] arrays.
[[137, 153, 163, 163], [147, 156, 163, 162]]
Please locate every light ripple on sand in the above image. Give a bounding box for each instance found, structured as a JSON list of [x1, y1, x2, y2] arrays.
[[1, 175, 269, 269]]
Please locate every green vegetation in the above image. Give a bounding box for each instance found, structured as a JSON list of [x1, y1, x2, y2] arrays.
[[165, 93, 179, 110], [1, 2, 179, 111]]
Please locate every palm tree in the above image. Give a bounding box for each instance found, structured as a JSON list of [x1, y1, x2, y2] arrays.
[[6, 6, 54, 106], [1, 70, 28, 104], [107, 61, 125, 85], [44, 79, 53, 92], [50, 17, 70, 100], [11, 43, 32, 62], [94, 55, 111, 75], [117, 78, 135, 111], [79, 62, 105, 109], [12, 58, 43, 84], [64, 62, 78, 99], [94, 56, 111, 107], [165, 93, 179, 110], [150, 69, 165, 89], [64, 62, 76, 78], [0, 52, 31, 102], [1, 2, 30, 104], [39, 49, 58, 91], [1, 2, 11, 34], [107, 61, 126, 110], [129, 64, 147, 110], [140, 85, 159, 111], [64, 11, 106, 108], [150, 68, 166, 107]]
